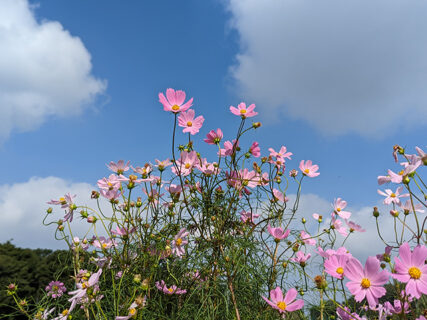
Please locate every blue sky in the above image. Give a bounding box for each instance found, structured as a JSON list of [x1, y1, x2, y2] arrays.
[[0, 0, 426, 253]]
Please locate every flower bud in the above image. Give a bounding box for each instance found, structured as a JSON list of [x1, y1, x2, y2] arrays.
[[289, 169, 298, 178], [402, 175, 410, 185], [252, 122, 262, 129], [282, 262, 287, 269], [58, 225, 64, 231], [80, 210, 88, 218], [46, 207, 53, 214], [87, 216, 97, 223], [314, 275, 327, 290], [380, 263, 386, 269], [91, 191, 99, 199], [133, 274, 142, 284], [302, 218, 306, 224], [141, 278, 150, 290], [390, 210, 399, 218], [373, 207, 379, 218]]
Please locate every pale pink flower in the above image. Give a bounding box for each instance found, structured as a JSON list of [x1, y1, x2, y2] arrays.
[[249, 141, 261, 157], [165, 184, 182, 196], [155, 280, 186, 295], [384, 299, 411, 315], [262, 287, 304, 314], [324, 255, 349, 279], [331, 216, 349, 237], [155, 158, 172, 171], [204, 128, 223, 145], [333, 198, 352, 219], [132, 164, 152, 177], [158, 88, 193, 113], [377, 186, 409, 205], [300, 231, 316, 246], [229, 102, 257, 118], [345, 256, 389, 308], [178, 109, 205, 135], [291, 251, 311, 266], [219, 140, 239, 157], [240, 210, 260, 224], [116, 302, 139, 320], [68, 269, 102, 310], [47, 193, 77, 222], [392, 242, 427, 299], [111, 226, 135, 237], [272, 189, 288, 203], [267, 225, 290, 240], [415, 146, 427, 164], [100, 188, 121, 201], [143, 188, 162, 204], [299, 160, 320, 178], [197, 158, 220, 176], [172, 228, 189, 258], [107, 160, 130, 174], [93, 237, 116, 250], [312, 213, 322, 221], [401, 154, 422, 174], [97, 174, 122, 191], [237, 168, 258, 188], [376, 246, 392, 262], [46, 281, 67, 299], [268, 146, 292, 162], [399, 199, 425, 214], [346, 220, 366, 233], [336, 307, 366, 320], [172, 151, 198, 176], [377, 174, 392, 185], [317, 246, 352, 259]]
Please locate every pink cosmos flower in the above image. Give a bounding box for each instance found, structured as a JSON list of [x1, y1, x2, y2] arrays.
[[384, 299, 411, 315], [197, 158, 220, 176], [377, 174, 392, 185], [68, 269, 102, 312], [267, 225, 291, 240], [204, 128, 223, 145], [272, 189, 288, 203], [159, 88, 193, 113], [317, 246, 352, 259], [416, 316, 427, 320], [268, 146, 293, 162], [300, 231, 316, 246], [333, 198, 352, 219], [107, 160, 130, 174], [331, 216, 349, 237], [116, 302, 140, 320], [97, 174, 122, 191], [219, 140, 239, 157], [377, 186, 409, 205], [132, 164, 152, 177], [291, 251, 311, 266], [93, 237, 116, 250], [376, 246, 392, 262], [178, 109, 205, 135], [155, 158, 172, 171], [324, 255, 349, 279], [47, 193, 77, 222], [155, 280, 186, 295], [249, 141, 261, 157], [165, 184, 183, 197], [392, 242, 427, 299], [346, 220, 366, 233], [262, 287, 304, 315], [345, 256, 389, 308], [240, 210, 260, 224], [299, 160, 320, 178], [172, 228, 189, 258], [46, 281, 67, 298], [172, 151, 198, 176], [312, 213, 322, 222], [236, 168, 258, 189], [111, 226, 135, 237], [230, 102, 258, 118], [416, 146, 427, 164], [336, 307, 366, 320], [399, 199, 425, 214], [100, 188, 122, 201]]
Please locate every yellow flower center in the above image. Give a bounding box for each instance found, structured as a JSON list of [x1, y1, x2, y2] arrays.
[[304, 169, 310, 174], [337, 207, 341, 212], [176, 238, 183, 246], [129, 308, 137, 315], [390, 193, 396, 198], [336, 267, 344, 275], [408, 266, 422, 279], [187, 121, 193, 127], [61, 309, 69, 316], [172, 105, 180, 111], [102, 243, 108, 249], [360, 278, 371, 289], [276, 301, 287, 311], [185, 163, 191, 169], [107, 182, 112, 187], [398, 170, 404, 175], [82, 282, 89, 289], [53, 285, 58, 291], [168, 288, 174, 293], [240, 109, 246, 114]]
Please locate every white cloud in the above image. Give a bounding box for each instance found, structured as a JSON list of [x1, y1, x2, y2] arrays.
[[0, 0, 106, 142], [228, 0, 427, 137], [0, 176, 105, 249]]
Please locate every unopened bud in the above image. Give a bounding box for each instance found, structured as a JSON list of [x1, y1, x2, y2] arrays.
[[314, 275, 327, 290], [390, 210, 399, 218], [289, 169, 298, 178], [380, 263, 386, 269], [80, 210, 88, 218], [87, 216, 97, 223], [402, 176, 410, 185], [91, 191, 100, 199], [46, 207, 53, 214], [58, 225, 64, 231], [302, 218, 306, 224], [373, 207, 379, 218], [133, 274, 142, 283], [141, 278, 150, 290], [282, 262, 288, 269], [252, 122, 262, 129]]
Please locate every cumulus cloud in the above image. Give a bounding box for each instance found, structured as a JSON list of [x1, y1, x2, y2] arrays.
[[0, 176, 106, 249], [0, 0, 106, 142], [228, 0, 427, 137]]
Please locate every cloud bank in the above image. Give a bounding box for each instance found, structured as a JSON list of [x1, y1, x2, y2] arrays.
[[0, 0, 106, 142], [228, 0, 427, 137]]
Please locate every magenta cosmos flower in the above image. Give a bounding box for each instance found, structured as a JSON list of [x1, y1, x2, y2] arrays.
[[267, 225, 290, 241], [249, 141, 261, 157], [262, 287, 304, 315], [178, 109, 205, 135], [300, 231, 316, 246], [204, 128, 223, 145], [268, 146, 293, 162], [299, 160, 320, 178], [392, 242, 427, 299], [172, 151, 198, 176], [230, 102, 258, 118], [291, 251, 311, 267], [345, 256, 389, 308], [240, 210, 260, 224], [159, 88, 193, 113]]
